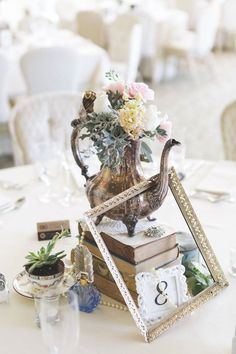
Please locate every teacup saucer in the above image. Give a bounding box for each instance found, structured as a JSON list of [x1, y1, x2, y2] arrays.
[[13, 270, 75, 299]]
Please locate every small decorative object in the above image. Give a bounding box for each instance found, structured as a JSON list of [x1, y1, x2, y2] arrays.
[[135, 266, 189, 326], [37, 219, 70, 241], [144, 225, 165, 238], [0, 273, 9, 303], [72, 226, 94, 283], [24, 229, 70, 292], [83, 167, 228, 342], [69, 277, 101, 313], [70, 222, 100, 313], [232, 326, 236, 354], [71, 71, 178, 236], [229, 245, 236, 277]]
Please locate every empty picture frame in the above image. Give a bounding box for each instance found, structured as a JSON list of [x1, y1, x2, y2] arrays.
[[84, 167, 228, 342]]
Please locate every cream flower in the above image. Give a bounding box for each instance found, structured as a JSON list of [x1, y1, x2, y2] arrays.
[[143, 105, 162, 131], [119, 100, 145, 140], [93, 92, 111, 114]]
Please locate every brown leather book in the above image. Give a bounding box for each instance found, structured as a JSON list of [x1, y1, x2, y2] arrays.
[[83, 226, 176, 264], [93, 253, 181, 293], [84, 239, 179, 274], [94, 273, 138, 305]]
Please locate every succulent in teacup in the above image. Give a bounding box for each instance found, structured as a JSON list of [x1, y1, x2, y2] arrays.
[[24, 229, 71, 292], [24, 229, 70, 275]]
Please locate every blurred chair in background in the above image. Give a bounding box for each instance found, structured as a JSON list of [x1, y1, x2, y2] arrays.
[[107, 14, 142, 82], [20, 47, 82, 95], [0, 52, 10, 122], [168, 0, 198, 29], [0, 52, 11, 164], [162, 0, 221, 80], [76, 11, 107, 49], [9, 92, 81, 165], [221, 100, 236, 161], [220, 0, 236, 50]]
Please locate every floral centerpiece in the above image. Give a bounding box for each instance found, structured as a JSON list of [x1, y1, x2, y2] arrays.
[[77, 71, 172, 173], [71, 71, 175, 236]]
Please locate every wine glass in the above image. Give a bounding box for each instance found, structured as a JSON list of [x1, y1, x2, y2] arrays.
[[33, 142, 62, 203], [55, 150, 80, 207], [38, 290, 80, 354]]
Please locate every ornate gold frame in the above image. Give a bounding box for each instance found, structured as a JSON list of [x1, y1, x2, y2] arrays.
[[84, 167, 228, 343]]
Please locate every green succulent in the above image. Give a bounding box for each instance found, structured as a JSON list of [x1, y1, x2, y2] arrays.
[[183, 260, 214, 296], [24, 229, 70, 274]]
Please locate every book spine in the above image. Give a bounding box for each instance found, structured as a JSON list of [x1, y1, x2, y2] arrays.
[[84, 230, 176, 264], [93, 254, 181, 294], [83, 240, 136, 273], [93, 255, 137, 292], [84, 239, 179, 274], [94, 273, 138, 305], [135, 233, 177, 263]]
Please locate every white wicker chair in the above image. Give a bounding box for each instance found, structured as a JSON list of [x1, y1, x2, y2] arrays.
[[221, 101, 236, 161], [20, 47, 83, 95], [9, 92, 82, 165]]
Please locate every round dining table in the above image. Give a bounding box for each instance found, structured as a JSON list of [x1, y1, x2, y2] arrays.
[[0, 158, 235, 354]]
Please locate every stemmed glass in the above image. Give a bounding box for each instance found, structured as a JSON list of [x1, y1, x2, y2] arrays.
[[57, 153, 76, 207], [38, 290, 80, 354], [33, 142, 62, 203]]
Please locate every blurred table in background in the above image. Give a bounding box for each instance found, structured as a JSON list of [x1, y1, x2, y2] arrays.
[[1, 29, 110, 98]]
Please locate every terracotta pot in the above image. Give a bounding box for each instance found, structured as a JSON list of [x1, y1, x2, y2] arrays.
[[25, 260, 65, 292]]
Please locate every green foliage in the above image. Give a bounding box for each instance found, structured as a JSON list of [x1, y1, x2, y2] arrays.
[[78, 110, 131, 173], [107, 90, 125, 110], [24, 229, 70, 274], [183, 261, 214, 296], [140, 141, 153, 162], [156, 126, 168, 137], [105, 70, 120, 81], [144, 125, 167, 139]]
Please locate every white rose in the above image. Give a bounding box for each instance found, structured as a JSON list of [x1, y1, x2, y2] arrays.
[[143, 105, 162, 131], [93, 93, 111, 114]]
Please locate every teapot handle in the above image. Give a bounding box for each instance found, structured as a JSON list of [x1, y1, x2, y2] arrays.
[[71, 119, 89, 181]]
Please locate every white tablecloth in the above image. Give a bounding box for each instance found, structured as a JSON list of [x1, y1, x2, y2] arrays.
[[0, 159, 235, 354], [1, 29, 110, 97]]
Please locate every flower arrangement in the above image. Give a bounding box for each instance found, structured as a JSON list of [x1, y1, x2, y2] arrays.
[[78, 71, 172, 172]]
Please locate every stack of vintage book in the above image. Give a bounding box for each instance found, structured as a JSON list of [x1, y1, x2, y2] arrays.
[[82, 221, 180, 305]]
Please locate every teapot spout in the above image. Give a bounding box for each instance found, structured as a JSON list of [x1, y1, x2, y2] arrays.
[[159, 139, 181, 192], [145, 139, 181, 213]]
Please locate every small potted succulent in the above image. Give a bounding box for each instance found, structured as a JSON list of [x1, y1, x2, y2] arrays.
[[24, 229, 70, 292]]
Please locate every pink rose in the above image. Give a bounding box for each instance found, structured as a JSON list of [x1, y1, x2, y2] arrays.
[[128, 82, 154, 102], [157, 119, 172, 143], [104, 82, 125, 95]]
